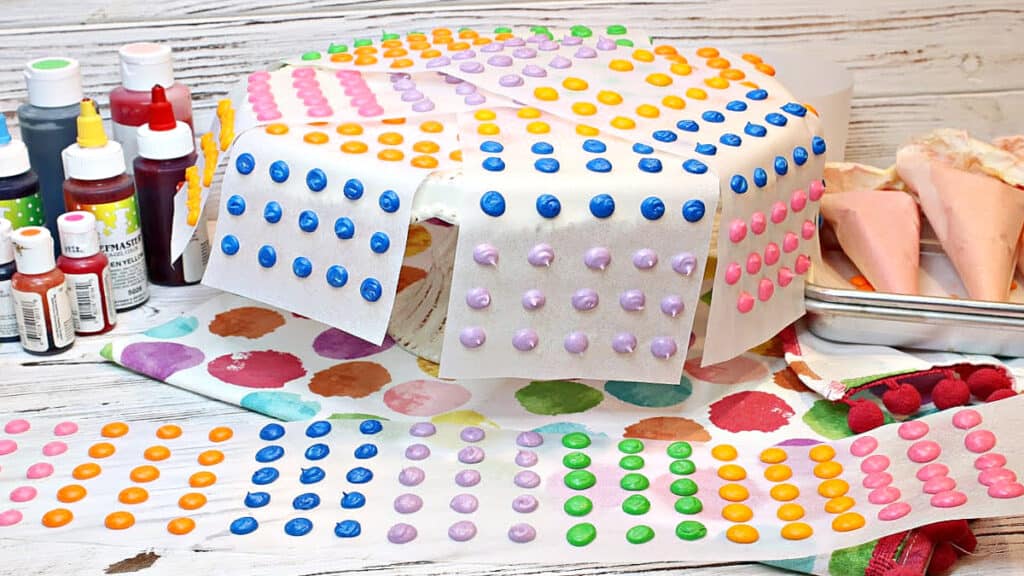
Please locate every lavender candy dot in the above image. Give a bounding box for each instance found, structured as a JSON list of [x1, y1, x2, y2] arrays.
[[460, 327, 486, 348], [405, 443, 431, 460], [527, 33, 546, 43], [443, 74, 463, 84], [394, 493, 424, 514], [596, 36, 617, 50], [448, 520, 478, 542], [538, 39, 559, 51], [499, 74, 524, 87], [508, 523, 536, 543], [522, 64, 547, 78], [512, 494, 539, 513], [459, 446, 486, 464], [426, 56, 451, 68], [620, 289, 645, 311], [513, 47, 537, 59], [398, 466, 425, 486], [481, 42, 504, 53], [515, 450, 538, 467], [400, 90, 424, 102], [575, 46, 598, 59], [411, 100, 436, 112], [504, 37, 526, 47], [651, 337, 679, 359], [450, 493, 479, 513], [455, 82, 477, 95], [464, 93, 487, 106], [572, 288, 599, 311], [459, 61, 484, 74], [389, 72, 410, 82], [517, 431, 544, 448], [522, 289, 546, 310], [564, 331, 589, 354], [562, 35, 584, 46], [672, 252, 697, 276], [528, 244, 555, 266], [661, 295, 685, 317], [392, 78, 416, 91], [514, 470, 541, 489], [513, 329, 539, 351], [473, 243, 499, 266], [455, 469, 481, 487], [461, 426, 486, 443], [465, 288, 491, 309], [388, 523, 418, 544], [410, 422, 436, 437], [612, 332, 638, 354], [549, 56, 572, 69], [584, 247, 611, 270], [488, 55, 514, 67], [452, 50, 476, 60], [633, 249, 658, 269]]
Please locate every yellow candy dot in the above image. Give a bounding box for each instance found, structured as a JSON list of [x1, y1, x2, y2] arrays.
[[411, 155, 439, 169], [722, 503, 753, 523], [477, 123, 500, 135], [89, 442, 116, 459], [654, 45, 678, 56], [805, 103, 819, 116], [179, 492, 207, 511], [636, 104, 660, 118], [764, 464, 793, 482], [303, 131, 329, 145], [354, 46, 377, 55], [572, 102, 597, 116], [719, 483, 749, 502], [105, 511, 135, 530], [777, 503, 805, 521], [825, 496, 856, 514], [331, 53, 353, 63], [144, 445, 171, 462], [156, 425, 182, 439], [449, 150, 463, 161], [696, 47, 720, 58], [760, 448, 788, 464], [610, 116, 636, 130], [741, 81, 760, 89], [646, 73, 672, 87], [341, 141, 368, 154], [57, 484, 87, 503], [562, 77, 589, 91], [42, 508, 74, 528], [534, 87, 559, 101], [102, 422, 129, 438], [721, 68, 746, 81], [685, 87, 708, 100], [517, 107, 542, 119], [742, 53, 763, 64], [198, 450, 224, 466], [420, 120, 444, 133], [474, 109, 496, 121], [632, 49, 655, 63], [726, 524, 759, 544], [354, 55, 377, 66], [756, 62, 776, 76], [190, 471, 217, 488], [130, 465, 160, 483], [72, 462, 101, 480], [712, 444, 738, 461], [718, 464, 747, 481], [526, 121, 550, 134], [609, 59, 634, 72], [781, 522, 814, 541], [661, 95, 686, 110], [705, 76, 729, 90], [809, 445, 836, 462], [378, 149, 405, 161], [818, 479, 850, 499], [378, 132, 404, 145], [337, 123, 363, 136], [814, 461, 844, 479], [576, 125, 599, 136], [168, 517, 196, 535], [118, 487, 149, 505], [670, 62, 692, 76], [770, 483, 800, 502], [413, 141, 440, 154], [832, 512, 866, 532], [597, 90, 623, 105], [265, 123, 289, 136], [707, 57, 731, 69]]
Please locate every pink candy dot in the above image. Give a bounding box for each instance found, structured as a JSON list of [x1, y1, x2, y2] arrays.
[[860, 454, 890, 473], [790, 189, 808, 212], [916, 463, 949, 481], [0, 510, 22, 527], [863, 472, 893, 489], [907, 440, 941, 463], [923, 476, 957, 494], [256, 110, 282, 122], [728, 219, 747, 243], [350, 95, 377, 108], [868, 486, 901, 505], [248, 92, 274, 104], [975, 453, 1007, 470], [878, 502, 912, 521], [988, 482, 1024, 499], [0, 440, 16, 456], [42, 441, 67, 457], [850, 435, 878, 457], [736, 292, 755, 314], [952, 408, 982, 430], [303, 95, 329, 107], [746, 253, 762, 275], [782, 232, 799, 253], [724, 262, 742, 285], [898, 420, 929, 440], [252, 100, 278, 113], [750, 212, 767, 235], [930, 490, 967, 508], [978, 467, 1017, 487], [965, 429, 996, 453], [801, 220, 816, 240], [794, 254, 811, 275], [9, 486, 36, 502], [291, 67, 316, 78], [809, 179, 826, 201], [249, 71, 271, 82], [764, 242, 780, 266], [336, 69, 361, 80], [770, 201, 787, 224], [758, 278, 774, 302], [26, 462, 53, 479], [4, 419, 29, 434], [307, 106, 335, 118], [293, 78, 320, 90], [358, 104, 385, 117], [777, 267, 795, 287], [53, 422, 78, 436]]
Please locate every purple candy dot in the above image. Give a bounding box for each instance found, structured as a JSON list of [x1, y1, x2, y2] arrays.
[[632, 249, 658, 269], [522, 64, 547, 78], [499, 74, 524, 87], [488, 55, 514, 67], [450, 494, 479, 514], [481, 42, 504, 53], [455, 82, 477, 95], [409, 422, 436, 437], [459, 61, 484, 74], [512, 494, 539, 513], [549, 56, 572, 69], [460, 327, 486, 348], [426, 57, 451, 68], [459, 446, 486, 464], [517, 431, 544, 447], [465, 288, 491, 310], [400, 90, 424, 102], [449, 520, 478, 541], [464, 93, 487, 105], [405, 443, 431, 460], [515, 450, 538, 467], [388, 523, 418, 543], [513, 47, 537, 59], [572, 288, 599, 311], [504, 38, 526, 47], [613, 332, 638, 354], [528, 244, 555, 266], [460, 426, 486, 443], [584, 247, 611, 270], [444, 74, 463, 84], [651, 337, 678, 359], [473, 243, 499, 266], [562, 36, 583, 46], [513, 329, 539, 351], [672, 252, 697, 276], [452, 50, 477, 61], [538, 40, 559, 51], [398, 467, 425, 486], [575, 47, 598, 59], [412, 100, 436, 112], [661, 295, 685, 317], [393, 79, 416, 91], [596, 36, 616, 50], [620, 289, 645, 311], [394, 493, 423, 513], [564, 331, 589, 354], [508, 523, 536, 543], [514, 470, 541, 489], [522, 289, 546, 310], [455, 469, 481, 487]]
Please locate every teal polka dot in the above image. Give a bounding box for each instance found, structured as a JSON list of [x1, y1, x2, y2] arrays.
[[604, 375, 692, 407], [241, 392, 321, 421], [144, 316, 199, 339]]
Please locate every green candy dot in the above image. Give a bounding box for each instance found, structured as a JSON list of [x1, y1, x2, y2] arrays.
[[619, 455, 645, 470], [675, 520, 707, 541], [626, 525, 655, 544], [606, 24, 628, 35], [620, 473, 650, 491], [530, 25, 550, 34], [564, 470, 596, 490], [618, 439, 644, 454], [563, 452, 591, 469], [670, 478, 698, 496], [666, 441, 692, 459], [354, 38, 373, 47], [301, 51, 321, 61], [669, 459, 696, 475], [494, 26, 512, 34], [566, 522, 597, 547], [570, 25, 593, 38], [615, 39, 634, 47], [327, 43, 348, 54], [381, 32, 400, 40], [562, 432, 591, 449], [674, 496, 703, 515], [622, 494, 651, 515], [564, 495, 593, 516]]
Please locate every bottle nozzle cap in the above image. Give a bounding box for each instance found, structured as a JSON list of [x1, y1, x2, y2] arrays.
[[119, 43, 175, 91], [11, 226, 56, 275], [0, 117, 11, 145], [76, 99, 108, 148], [0, 117, 31, 178], [57, 211, 101, 258], [24, 57, 83, 108], [148, 85, 177, 131]]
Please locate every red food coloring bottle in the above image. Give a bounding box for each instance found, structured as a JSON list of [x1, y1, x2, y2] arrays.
[[57, 211, 117, 335], [10, 226, 75, 355]]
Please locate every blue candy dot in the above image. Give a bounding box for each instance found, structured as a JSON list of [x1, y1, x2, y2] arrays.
[[765, 113, 788, 127], [370, 232, 390, 254], [638, 158, 662, 173], [298, 210, 319, 232], [726, 100, 748, 112], [676, 120, 699, 132], [774, 155, 789, 175], [586, 158, 612, 173], [244, 491, 270, 508], [306, 168, 327, 192], [782, 102, 808, 117], [359, 419, 383, 434], [701, 110, 725, 123], [631, 143, 654, 154], [269, 160, 290, 183], [731, 175, 748, 194], [536, 194, 561, 218], [258, 245, 277, 268], [747, 89, 768, 100], [263, 201, 282, 223], [379, 190, 401, 213], [306, 420, 331, 438], [589, 194, 615, 218], [255, 445, 284, 463], [480, 140, 504, 153], [640, 197, 665, 220], [293, 493, 321, 510], [293, 257, 313, 278], [305, 443, 330, 460], [341, 492, 366, 509], [326, 265, 349, 287], [334, 217, 355, 240], [260, 423, 285, 441], [354, 443, 378, 459], [534, 158, 560, 173], [479, 191, 506, 217], [531, 141, 554, 155], [482, 157, 505, 172], [720, 133, 742, 147], [300, 466, 326, 484], [284, 518, 313, 536], [230, 517, 259, 535], [361, 278, 382, 302], [744, 122, 767, 138], [344, 178, 364, 200], [220, 234, 239, 255], [252, 467, 279, 485], [652, 130, 677, 143], [347, 467, 374, 484], [235, 153, 255, 175], [793, 146, 809, 166], [582, 139, 607, 153], [335, 520, 362, 538], [812, 136, 827, 155], [683, 159, 708, 174], [754, 168, 769, 187], [682, 199, 706, 222], [226, 195, 246, 216], [695, 143, 717, 156]]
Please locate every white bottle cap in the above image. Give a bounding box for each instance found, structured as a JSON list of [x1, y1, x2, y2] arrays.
[[137, 121, 194, 160], [0, 118, 31, 178], [119, 43, 175, 91], [57, 211, 100, 258], [0, 219, 13, 265], [11, 226, 56, 275], [24, 57, 84, 109], [62, 141, 128, 181]]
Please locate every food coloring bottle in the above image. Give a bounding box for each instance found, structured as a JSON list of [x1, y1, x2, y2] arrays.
[[10, 226, 75, 355], [62, 99, 150, 311], [110, 43, 193, 173], [0, 219, 19, 343], [0, 116, 44, 233], [57, 211, 117, 335], [16, 57, 84, 247], [134, 85, 208, 285]]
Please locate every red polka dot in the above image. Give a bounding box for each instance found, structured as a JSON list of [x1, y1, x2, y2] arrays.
[[207, 351, 306, 388], [709, 390, 794, 432]]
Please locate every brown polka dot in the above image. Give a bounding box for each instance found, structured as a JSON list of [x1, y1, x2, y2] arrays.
[[308, 361, 392, 398], [773, 368, 811, 392], [397, 266, 428, 293], [750, 336, 785, 358], [623, 417, 711, 442], [789, 360, 822, 380], [208, 307, 286, 339]]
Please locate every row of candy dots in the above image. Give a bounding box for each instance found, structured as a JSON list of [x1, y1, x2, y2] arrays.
[[808, 443, 865, 534], [510, 431, 543, 543], [259, 119, 451, 169], [246, 70, 282, 122], [443, 72, 488, 107], [390, 421, 434, 543], [665, 441, 706, 541], [335, 69, 383, 117], [899, 420, 968, 510], [615, 439, 655, 544], [389, 72, 444, 113], [758, 446, 813, 540], [952, 408, 1023, 499], [561, 432, 598, 546], [0, 420, 77, 527], [711, 444, 758, 544], [445, 425, 490, 542], [850, 434, 912, 522], [290, 66, 333, 119]]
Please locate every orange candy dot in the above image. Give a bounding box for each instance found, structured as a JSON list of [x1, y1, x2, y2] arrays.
[[661, 95, 686, 110], [705, 77, 730, 90], [654, 45, 678, 55], [420, 120, 444, 133], [562, 77, 589, 91], [712, 444, 738, 461], [42, 508, 74, 528], [73, 462, 101, 480], [825, 496, 856, 514], [742, 53, 763, 64], [477, 123, 500, 135], [474, 109, 497, 121], [378, 149, 405, 161], [354, 46, 377, 55], [770, 483, 800, 502], [719, 483, 749, 502], [756, 62, 776, 76], [420, 49, 442, 59], [726, 524, 759, 544], [458, 29, 479, 40], [781, 522, 814, 540], [707, 57, 731, 69], [526, 121, 550, 134], [411, 155, 439, 169], [741, 81, 761, 89], [721, 68, 746, 81], [610, 116, 636, 130], [718, 464, 747, 481], [156, 425, 182, 439], [354, 55, 377, 66], [764, 464, 793, 482], [495, 32, 514, 41], [517, 107, 542, 119], [89, 442, 116, 459], [341, 141, 368, 154], [832, 512, 866, 532], [378, 132, 404, 145], [632, 49, 655, 62], [407, 33, 427, 41], [814, 461, 844, 479], [105, 511, 135, 530], [198, 450, 224, 466], [670, 62, 693, 76], [383, 48, 408, 58], [597, 90, 623, 105], [696, 47, 720, 58], [57, 484, 87, 503], [448, 41, 471, 51], [102, 422, 129, 438], [809, 445, 836, 462], [777, 503, 805, 521], [432, 27, 451, 37], [534, 87, 559, 101], [636, 104, 660, 119], [818, 479, 850, 499], [608, 59, 634, 72], [265, 124, 289, 135], [722, 503, 753, 522], [178, 492, 207, 510], [337, 123, 364, 136], [382, 117, 406, 125], [449, 150, 463, 161], [850, 275, 870, 287], [190, 471, 217, 488], [685, 87, 708, 100], [330, 53, 353, 63], [168, 517, 196, 535], [130, 465, 160, 483], [646, 73, 673, 87], [381, 39, 403, 49], [119, 487, 149, 505], [303, 131, 328, 145], [572, 102, 597, 116], [473, 37, 492, 46], [413, 141, 440, 154], [408, 41, 431, 51], [760, 448, 788, 464]]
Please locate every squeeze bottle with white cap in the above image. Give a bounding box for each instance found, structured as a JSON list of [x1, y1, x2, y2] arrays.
[[0, 116, 43, 230], [0, 218, 18, 343], [57, 211, 117, 335], [10, 226, 75, 355], [110, 43, 193, 173]]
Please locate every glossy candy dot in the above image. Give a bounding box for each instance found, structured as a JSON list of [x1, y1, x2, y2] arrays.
[[720, 133, 742, 147], [256, 445, 284, 463], [269, 160, 290, 183], [620, 455, 645, 470], [770, 483, 799, 501], [480, 191, 506, 216], [589, 194, 615, 218], [297, 210, 319, 233], [257, 245, 277, 268], [370, 232, 391, 253], [727, 524, 759, 543], [641, 197, 665, 220], [586, 158, 612, 173], [361, 278, 383, 302], [670, 478, 699, 497], [236, 153, 255, 174], [683, 159, 708, 175], [341, 491, 366, 508], [72, 463, 101, 480], [676, 520, 707, 541], [245, 492, 270, 508], [765, 465, 793, 482], [812, 137, 827, 155], [377, 190, 401, 213], [975, 453, 1007, 470], [781, 522, 814, 541], [908, 440, 942, 463], [720, 484, 750, 502], [675, 496, 702, 514], [564, 470, 596, 490], [667, 441, 692, 459], [226, 195, 246, 216], [695, 143, 717, 156], [105, 511, 135, 530], [343, 178, 364, 200], [722, 503, 754, 522], [831, 512, 866, 532], [230, 517, 258, 535], [566, 522, 597, 547], [621, 473, 650, 491], [534, 158, 560, 174], [53, 421, 78, 436], [850, 436, 878, 457], [564, 495, 593, 516], [292, 257, 313, 278], [965, 430, 997, 453], [818, 479, 849, 498], [167, 517, 195, 535], [536, 194, 561, 218], [190, 471, 217, 487], [953, 409, 982, 430], [198, 450, 224, 466], [57, 484, 87, 503], [252, 467, 279, 485], [306, 168, 327, 192], [284, 517, 313, 536], [765, 113, 787, 127], [898, 421, 929, 440], [753, 168, 768, 187], [618, 439, 644, 454], [793, 146, 809, 166], [531, 142, 554, 155], [670, 460, 696, 475], [774, 156, 789, 175]]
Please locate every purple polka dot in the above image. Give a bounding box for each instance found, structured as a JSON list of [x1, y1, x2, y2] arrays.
[[312, 329, 395, 360]]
